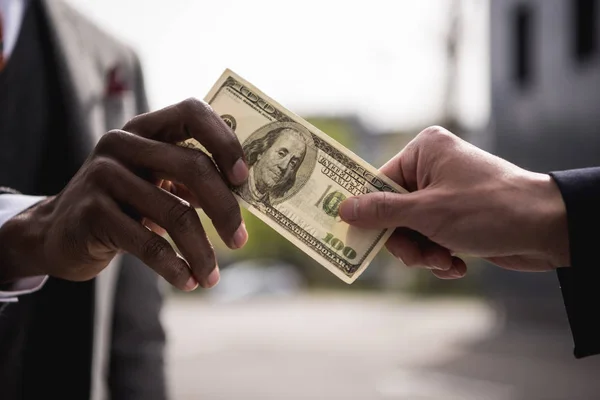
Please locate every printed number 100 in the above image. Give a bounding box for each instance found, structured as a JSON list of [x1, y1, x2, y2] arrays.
[[322, 233, 357, 260]]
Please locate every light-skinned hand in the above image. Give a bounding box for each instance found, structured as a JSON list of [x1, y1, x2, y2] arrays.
[[339, 126, 569, 279]]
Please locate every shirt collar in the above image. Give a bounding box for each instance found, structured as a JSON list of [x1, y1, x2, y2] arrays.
[[0, 0, 29, 60]]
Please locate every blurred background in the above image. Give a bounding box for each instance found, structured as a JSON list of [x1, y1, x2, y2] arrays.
[[67, 0, 600, 398]]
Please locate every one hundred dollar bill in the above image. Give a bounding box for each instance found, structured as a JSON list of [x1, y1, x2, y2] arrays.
[[183, 69, 407, 284]]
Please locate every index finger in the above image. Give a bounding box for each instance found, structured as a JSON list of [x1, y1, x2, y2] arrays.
[[123, 98, 248, 186]]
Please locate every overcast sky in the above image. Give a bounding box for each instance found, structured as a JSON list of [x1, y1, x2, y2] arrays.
[[66, 0, 490, 132]]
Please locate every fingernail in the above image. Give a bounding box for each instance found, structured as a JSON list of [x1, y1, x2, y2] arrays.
[[185, 276, 199, 291], [180, 198, 191, 208], [444, 267, 464, 279], [233, 222, 248, 249], [206, 266, 220, 288], [452, 269, 466, 278], [339, 198, 359, 221], [231, 158, 249, 185]]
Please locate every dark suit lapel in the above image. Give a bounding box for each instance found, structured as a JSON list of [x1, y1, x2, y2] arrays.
[[39, 0, 106, 167], [18, 4, 101, 399], [37, 6, 130, 398]]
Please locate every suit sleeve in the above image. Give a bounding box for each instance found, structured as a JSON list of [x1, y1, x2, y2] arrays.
[[108, 55, 168, 400], [108, 254, 167, 400], [550, 168, 600, 359], [0, 193, 48, 305]]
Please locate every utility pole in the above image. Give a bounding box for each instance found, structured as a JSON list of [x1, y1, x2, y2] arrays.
[[443, 0, 462, 134]]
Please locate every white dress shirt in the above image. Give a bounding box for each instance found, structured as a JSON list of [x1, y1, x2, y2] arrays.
[[0, 0, 27, 61], [0, 0, 48, 303]]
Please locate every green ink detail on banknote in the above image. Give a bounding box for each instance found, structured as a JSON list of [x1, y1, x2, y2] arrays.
[[322, 191, 346, 218]]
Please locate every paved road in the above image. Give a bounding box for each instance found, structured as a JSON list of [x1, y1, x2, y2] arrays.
[[163, 293, 600, 400]]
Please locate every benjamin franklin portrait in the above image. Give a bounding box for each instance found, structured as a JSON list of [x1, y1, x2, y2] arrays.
[[237, 121, 317, 206]]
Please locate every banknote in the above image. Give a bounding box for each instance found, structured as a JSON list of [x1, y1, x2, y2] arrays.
[[182, 69, 407, 283]]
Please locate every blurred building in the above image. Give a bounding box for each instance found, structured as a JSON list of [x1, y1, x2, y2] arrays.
[[484, 0, 600, 325]]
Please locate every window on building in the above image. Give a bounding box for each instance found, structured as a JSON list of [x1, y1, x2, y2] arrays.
[[513, 4, 533, 88], [573, 0, 597, 62]]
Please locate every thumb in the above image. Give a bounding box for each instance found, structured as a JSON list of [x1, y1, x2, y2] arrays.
[[339, 191, 423, 230]]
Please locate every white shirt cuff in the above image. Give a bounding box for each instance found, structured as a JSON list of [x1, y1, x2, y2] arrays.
[[0, 194, 49, 302], [0, 193, 47, 226], [0, 276, 49, 302]]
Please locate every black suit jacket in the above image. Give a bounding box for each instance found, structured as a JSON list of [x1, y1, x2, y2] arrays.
[[0, 188, 23, 316], [551, 168, 600, 359], [0, 1, 167, 399]]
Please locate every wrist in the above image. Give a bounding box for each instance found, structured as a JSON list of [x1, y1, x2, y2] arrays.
[[0, 198, 54, 283], [528, 172, 570, 267]]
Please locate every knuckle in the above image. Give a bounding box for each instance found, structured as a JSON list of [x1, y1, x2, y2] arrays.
[[86, 157, 119, 183], [374, 192, 395, 220], [221, 201, 242, 231], [142, 236, 171, 262], [78, 197, 101, 221], [180, 97, 212, 117], [419, 125, 455, 146], [421, 125, 447, 137], [96, 130, 128, 154], [122, 113, 145, 132], [199, 248, 217, 275], [223, 134, 243, 154], [188, 151, 213, 179], [224, 201, 241, 221], [399, 247, 424, 268], [167, 262, 192, 287], [167, 201, 198, 234], [403, 257, 421, 268], [198, 188, 240, 236]]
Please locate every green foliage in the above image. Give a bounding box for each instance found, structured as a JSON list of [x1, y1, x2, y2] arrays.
[[308, 117, 356, 149]]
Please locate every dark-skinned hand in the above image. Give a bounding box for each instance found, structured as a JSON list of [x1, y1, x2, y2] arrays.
[[0, 98, 248, 290]]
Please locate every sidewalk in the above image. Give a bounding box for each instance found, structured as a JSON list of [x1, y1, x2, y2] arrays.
[[162, 293, 600, 400]]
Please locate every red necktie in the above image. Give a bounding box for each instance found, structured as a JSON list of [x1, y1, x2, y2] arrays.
[[0, 11, 5, 70]]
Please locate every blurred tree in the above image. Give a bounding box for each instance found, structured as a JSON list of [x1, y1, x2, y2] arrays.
[[308, 117, 356, 149], [442, 0, 463, 135]]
